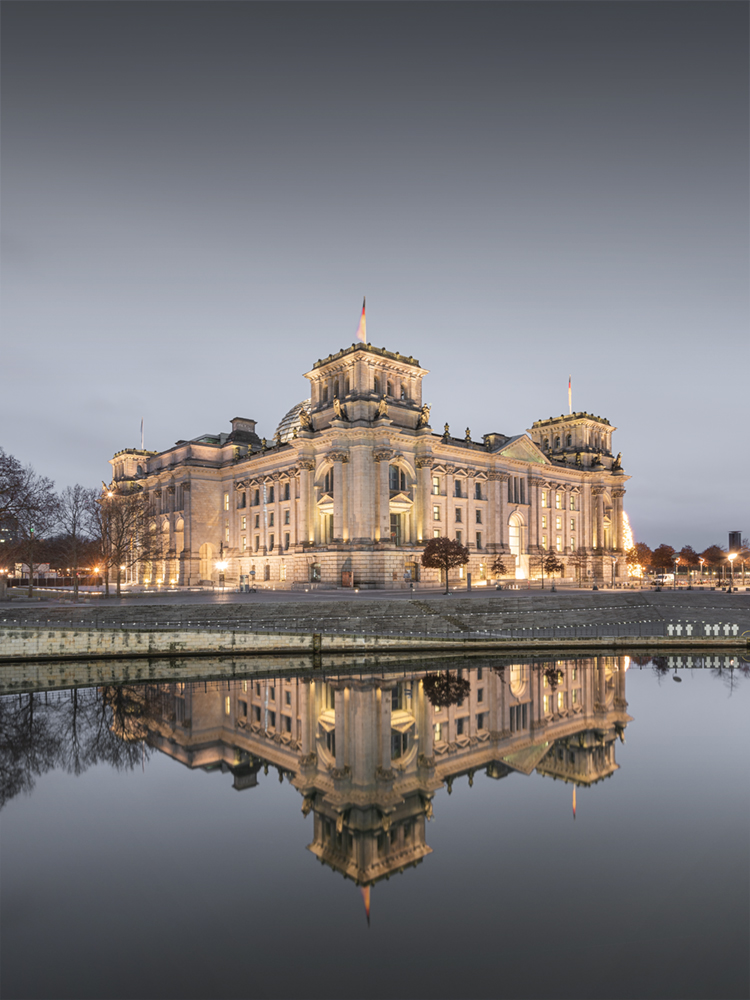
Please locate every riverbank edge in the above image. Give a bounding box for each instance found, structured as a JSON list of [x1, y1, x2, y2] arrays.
[[0, 626, 746, 663]]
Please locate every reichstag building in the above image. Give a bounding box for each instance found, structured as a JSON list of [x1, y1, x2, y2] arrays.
[[108, 343, 629, 588]]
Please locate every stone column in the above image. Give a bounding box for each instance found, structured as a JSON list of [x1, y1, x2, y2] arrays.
[[416, 458, 433, 544], [529, 477, 544, 552], [497, 473, 510, 551], [593, 487, 605, 550], [374, 450, 392, 542], [330, 453, 347, 542], [298, 461, 314, 545], [348, 444, 370, 542], [612, 488, 625, 551], [181, 480, 193, 584]]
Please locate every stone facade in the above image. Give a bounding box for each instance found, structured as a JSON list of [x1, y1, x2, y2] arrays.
[[108, 343, 630, 588]]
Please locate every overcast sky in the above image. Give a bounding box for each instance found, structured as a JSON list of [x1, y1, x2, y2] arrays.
[[2, 1, 747, 550]]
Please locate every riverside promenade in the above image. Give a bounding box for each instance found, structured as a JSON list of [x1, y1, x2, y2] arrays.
[[1, 588, 748, 662]]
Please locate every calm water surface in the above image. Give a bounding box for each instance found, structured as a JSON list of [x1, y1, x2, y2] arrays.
[[1, 655, 748, 1000]]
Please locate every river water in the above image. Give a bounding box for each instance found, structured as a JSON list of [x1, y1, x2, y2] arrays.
[[1, 654, 748, 999]]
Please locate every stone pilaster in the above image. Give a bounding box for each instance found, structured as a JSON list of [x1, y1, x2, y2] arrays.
[[330, 452, 348, 542]]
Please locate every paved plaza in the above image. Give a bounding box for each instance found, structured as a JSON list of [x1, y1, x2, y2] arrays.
[[3, 588, 749, 640]]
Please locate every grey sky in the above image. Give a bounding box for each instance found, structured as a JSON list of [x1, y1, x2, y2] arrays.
[[2, 1, 747, 549]]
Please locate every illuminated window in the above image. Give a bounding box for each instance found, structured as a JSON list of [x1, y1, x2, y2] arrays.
[[556, 516, 562, 530], [225, 526, 229, 541], [434, 722, 443, 741], [242, 536, 247, 551], [570, 517, 575, 531], [542, 515, 547, 529], [555, 493, 562, 509], [433, 505, 440, 521], [432, 476, 440, 495], [475, 509, 482, 524], [241, 516, 247, 530], [542, 534, 548, 549], [541, 490, 548, 507], [433, 529, 440, 538], [543, 695, 552, 714], [455, 508, 462, 523], [224, 493, 229, 511], [557, 691, 565, 711], [570, 495, 577, 510], [572, 688, 580, 704], [556, 536, 563, 552], [570, 537, 576, 551], [225, 696, 231, 715], [455, 530, 462, 545]]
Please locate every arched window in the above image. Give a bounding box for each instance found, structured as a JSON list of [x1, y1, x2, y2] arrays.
[[323, 469, 333, 494], [400, 385, 407, 400], [387, 381, 393, 397], [543, 438, 549, 451], [322, 385, 328, 403], [389, 465, 407, 491], [566, 434, 572, 447], [344, 377, 350, 395], [554, 436, 560, 449]]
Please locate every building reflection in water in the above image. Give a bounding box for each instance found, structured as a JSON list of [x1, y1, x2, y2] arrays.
[[141, 657, 631, 891]]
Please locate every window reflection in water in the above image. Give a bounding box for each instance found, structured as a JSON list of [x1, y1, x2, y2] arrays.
[[0, 658, 635, 894]]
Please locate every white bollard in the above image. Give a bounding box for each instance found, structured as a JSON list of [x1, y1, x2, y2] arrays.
[[732, 624, 739, 635], [667, 624, 674, 636], [686, 624, 693, 636], [675, 624, 683, 636]]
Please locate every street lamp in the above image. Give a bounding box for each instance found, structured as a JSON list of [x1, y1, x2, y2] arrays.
[[673, 556, 680, 590], [699, 557, 705, 585], [216, 541, 228, 592]]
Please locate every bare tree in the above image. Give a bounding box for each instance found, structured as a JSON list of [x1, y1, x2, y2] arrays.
[[0, 449, 58, 595], [97, 486, 160, 596], [58, 485, 99, 601]]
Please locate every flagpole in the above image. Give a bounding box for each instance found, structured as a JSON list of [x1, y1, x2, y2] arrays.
[[568, 377, 572, 416], [141, 417, 144, 450]]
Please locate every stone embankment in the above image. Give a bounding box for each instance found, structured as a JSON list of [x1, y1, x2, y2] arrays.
[[0, 591, 747, 663]]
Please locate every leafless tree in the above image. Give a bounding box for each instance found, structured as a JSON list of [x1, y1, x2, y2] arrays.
[[0, 449, 58, 595], [58, 485, 99, 601], [97, 486, 161, 596]]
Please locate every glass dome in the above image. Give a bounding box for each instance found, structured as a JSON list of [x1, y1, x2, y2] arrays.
[[274, 399, 311, 443]]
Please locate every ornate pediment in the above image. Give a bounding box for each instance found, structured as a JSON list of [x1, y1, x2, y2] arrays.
[[498, 435, 549, 466]]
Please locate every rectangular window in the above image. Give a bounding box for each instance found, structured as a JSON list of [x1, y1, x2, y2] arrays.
[[556, 536, 563, 552], [477, 668, 483, 680], [556, 516, 562, 530], [455, 530, 462, 545], [557, 691, 565, 711], [242, 536, 247, 551], [254, 705, 261, 722], [520, 480, 526, 503], [269, 686, 275, 701], [555, 493, 562, 509], [456, 717, 465, 736], [225, 526, 230, 541], [570, 537, 576, 551], [269, 534, 275, 550], [268, 710, 276, 729], [284, 509, 290, 525], [508, 480, 513, 502], [455, 508, 462, 523], [239, 700, 247, 718], [572, 688, 581, 704], [454, 480, 462, 498], [255, 514, 260, 528], [477, 688, 484, 703], [284, 533, 290, 550], [433, 529, 440, 538], [285, 691, 291, 706], [541, 490, 548, 507], [544, 695, 551, 714], [269, 512, 275, 527], [224, 493, 229, 511], [570, 517, 575, 531], [477, 712, 486, 730], [433, 505, 441, 521], [283, 715, 292, 733], [280, 562, 287, 580], [283, 483, 290, 501], [432, 476, 440, 495], [253, 490, 260, 506], [475, 509, 482, 524], [237, 492, 246, 509], [241, 516, 247, 530], [268, 486, 275, 503], [475, 483, 482, 500], [542, 515, 547, 529], [225, 696, 231, 715], [476, 532, 482, 549], [254, 536, 260, 551], [542, 534, 547, 549]]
